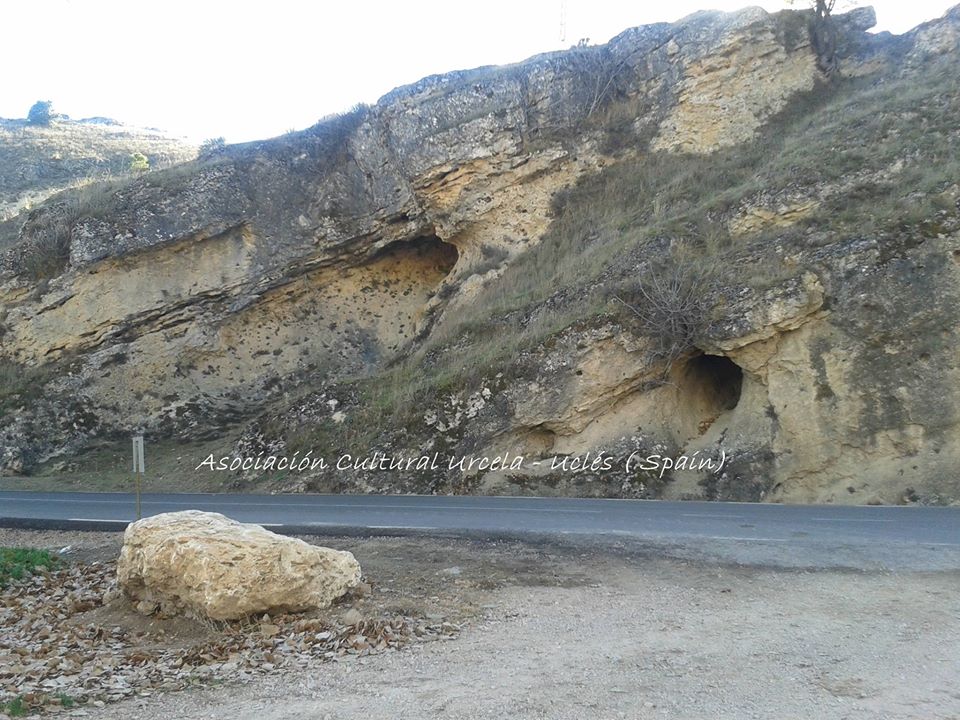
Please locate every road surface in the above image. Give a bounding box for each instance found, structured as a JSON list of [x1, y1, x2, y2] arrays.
[[1, 491, 958, 569]]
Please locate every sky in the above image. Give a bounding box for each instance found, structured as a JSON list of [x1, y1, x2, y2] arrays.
[[1, 0, 955, 143]]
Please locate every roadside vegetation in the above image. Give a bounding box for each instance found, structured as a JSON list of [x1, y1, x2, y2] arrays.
[[0, 546, 58, 588]]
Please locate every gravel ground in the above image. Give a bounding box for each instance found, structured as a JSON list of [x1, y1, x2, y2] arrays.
[[2, 530, 959, 719]]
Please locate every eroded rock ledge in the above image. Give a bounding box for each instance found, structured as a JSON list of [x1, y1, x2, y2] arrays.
[[2, 4, 959, 504]]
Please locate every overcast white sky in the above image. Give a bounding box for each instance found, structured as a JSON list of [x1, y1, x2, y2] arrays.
[[1, 0, 954, 142]]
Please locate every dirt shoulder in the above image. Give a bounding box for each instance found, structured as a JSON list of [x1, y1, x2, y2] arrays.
[[2, 529, 958, 720]]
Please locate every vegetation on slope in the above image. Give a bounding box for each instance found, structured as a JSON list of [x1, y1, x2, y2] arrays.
[[0, 361, 52, 413], [284, 59, 960, 458], [0, 117, 197, 221]]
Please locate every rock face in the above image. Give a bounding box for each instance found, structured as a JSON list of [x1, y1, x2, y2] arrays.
[[0, 6, 846, 412], [117, 511, 361, 620], [1, 5, 959, 505]]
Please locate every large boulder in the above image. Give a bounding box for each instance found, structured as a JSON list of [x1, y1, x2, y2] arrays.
[[116, 510, 361, 620]]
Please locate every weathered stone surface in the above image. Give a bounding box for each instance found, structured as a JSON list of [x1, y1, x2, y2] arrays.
[[117, 511, 361, 620], [906, 4, 960, 61], [0, 5, 869, 468], [651, 8, 819, 153], [1, 5, 958, 506]]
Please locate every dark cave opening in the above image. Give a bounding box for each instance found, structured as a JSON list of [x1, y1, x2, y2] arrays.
[[684, 353, 744, 415], [372, 233, 459, 279], [406, 234, 460, 276]]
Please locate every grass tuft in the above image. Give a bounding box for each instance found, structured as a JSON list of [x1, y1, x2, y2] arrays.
[[0, 547, 58, 588], [0, 360, 52, 412], [4, 696, 27, 717]]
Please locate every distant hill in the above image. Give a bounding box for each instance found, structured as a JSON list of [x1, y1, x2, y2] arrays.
[[0, 116, 197, 220]]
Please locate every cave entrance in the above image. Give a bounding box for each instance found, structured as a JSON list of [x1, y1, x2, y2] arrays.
[[401, 234, 459, 277], [687, 354, 743, 411], [368, 233, 459, 279], [677, 353, 743, 437], [333, 233, 459, 352]]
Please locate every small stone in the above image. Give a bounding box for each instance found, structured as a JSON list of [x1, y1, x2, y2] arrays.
[[259, 623, 280, 637], [135, 600, 158, 615], [341, 609, 363, 626]]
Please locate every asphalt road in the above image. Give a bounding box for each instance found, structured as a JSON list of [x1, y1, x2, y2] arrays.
[[1, 491, 957, 559]]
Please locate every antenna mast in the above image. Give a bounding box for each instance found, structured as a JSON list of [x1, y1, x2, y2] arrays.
[[559, 0, 567, 43]]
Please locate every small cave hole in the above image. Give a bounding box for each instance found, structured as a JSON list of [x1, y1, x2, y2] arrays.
[[677, 353, 744, 437], [370, 233, 459, 277], [407, 234, 459, 276], [368, 233, 459, 301], [685, 353, 743, 413], [525, 425, 558, 458]]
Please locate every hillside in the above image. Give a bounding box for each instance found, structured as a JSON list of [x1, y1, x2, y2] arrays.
[[0, 5, 958, 504], [0, 116, 197, 221]]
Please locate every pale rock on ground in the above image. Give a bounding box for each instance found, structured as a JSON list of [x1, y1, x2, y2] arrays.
[[117, 511, 361, 620]]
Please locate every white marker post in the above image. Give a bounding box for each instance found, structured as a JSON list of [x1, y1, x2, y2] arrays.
[[132, 435, 145, 520]]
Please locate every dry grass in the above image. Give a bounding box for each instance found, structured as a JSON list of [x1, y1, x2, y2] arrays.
[[0, 118, 196, 220], [611, 244, 726, 373], [0, 360, 53, 412], [10, 175, 134, 279]]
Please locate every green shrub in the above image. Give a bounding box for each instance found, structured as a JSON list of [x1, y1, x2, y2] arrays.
[[129, 152, 150, 172], [4, 696, 27, 717], [199, 136, 226, 156], [0, 547, 58, 587]]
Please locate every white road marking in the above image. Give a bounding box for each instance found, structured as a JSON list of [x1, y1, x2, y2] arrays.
[[602, 530, 792, 542], [4, 497, 600, 514], [698, 535, 791, 543], [809, 517, 894, 523], [67, 517, 125, 523], [367, 525, 438, 531]]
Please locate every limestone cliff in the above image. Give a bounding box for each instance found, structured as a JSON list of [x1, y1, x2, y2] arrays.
[[1, 5, 958, 505]]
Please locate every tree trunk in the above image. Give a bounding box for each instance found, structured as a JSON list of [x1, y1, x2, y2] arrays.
[[811, 0, 839, 78]]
